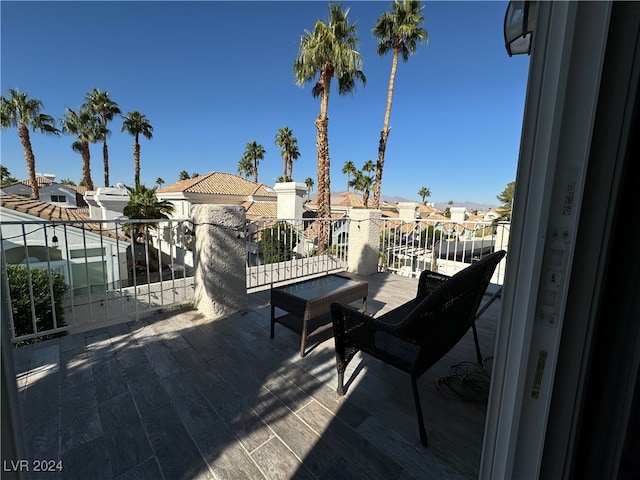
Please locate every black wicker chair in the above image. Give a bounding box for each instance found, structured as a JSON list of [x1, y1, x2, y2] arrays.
[[330, 250, 506, 447]]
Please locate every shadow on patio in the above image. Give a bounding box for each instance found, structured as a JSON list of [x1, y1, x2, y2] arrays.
[[12, 272, 500, 479]]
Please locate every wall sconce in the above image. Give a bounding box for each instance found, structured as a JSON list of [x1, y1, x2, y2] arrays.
[[51, 225, 59, 247], [504, 1, 537, 56]]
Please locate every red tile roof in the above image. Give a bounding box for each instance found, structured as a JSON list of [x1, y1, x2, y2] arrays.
[[158, 172, 276, 197], [0, 194, 124, 240]]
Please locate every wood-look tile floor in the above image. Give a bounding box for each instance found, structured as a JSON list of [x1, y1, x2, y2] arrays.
[[11, 272, 501, 479]]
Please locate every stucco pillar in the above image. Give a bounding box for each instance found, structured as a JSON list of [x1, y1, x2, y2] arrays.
[[451, 206, 467, 223], [398, 201, 418, 221], [192, 205, 247, 319], [274, 181, 306, 220], [347, 208, 382, 275]]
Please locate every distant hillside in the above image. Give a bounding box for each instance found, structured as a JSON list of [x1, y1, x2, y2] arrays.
[[433, 201, 498, 212], [311, 192, 498, 211]]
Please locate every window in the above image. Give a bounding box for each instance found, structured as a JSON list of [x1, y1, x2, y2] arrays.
[[51, 195, 67, 203]]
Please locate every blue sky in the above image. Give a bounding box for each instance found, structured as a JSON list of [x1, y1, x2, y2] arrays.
[[1, 1, 529, 206]]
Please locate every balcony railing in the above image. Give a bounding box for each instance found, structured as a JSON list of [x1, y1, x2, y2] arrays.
[[246, 217, 349, 291], [378, 218, 509, 284], [1, 215, 508, 343]]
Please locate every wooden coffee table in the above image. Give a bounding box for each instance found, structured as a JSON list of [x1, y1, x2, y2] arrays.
[[270, 274, 368, 357]]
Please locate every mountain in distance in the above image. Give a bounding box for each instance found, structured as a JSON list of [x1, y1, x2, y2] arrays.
[[311, 191, 498, 212], [366, 194, 498, 212]]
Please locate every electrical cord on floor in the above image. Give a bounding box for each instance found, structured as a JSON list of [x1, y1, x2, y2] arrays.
[[435, 359, 493, 403]]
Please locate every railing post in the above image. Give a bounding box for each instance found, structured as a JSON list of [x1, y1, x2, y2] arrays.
[[1, 256, 26, 470], [347, 208, 382, 275], [192, 205, 247, 319], [495, 222, 510, 284]]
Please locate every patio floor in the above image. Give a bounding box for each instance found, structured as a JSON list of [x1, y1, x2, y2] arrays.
[[11, 271, 502, 479]]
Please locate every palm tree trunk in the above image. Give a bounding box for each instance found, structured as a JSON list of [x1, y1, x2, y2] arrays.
[[18, 122, 39, 199], [103, 117, 110, 187], [282, 152, 288, 181], [81, 141, 94, 191], [103, 138, 109, 187], [134, 136, 141, 187], [373, 49, 400, 209], [254, 156, 258, 183], [315, 76, 332, 254]]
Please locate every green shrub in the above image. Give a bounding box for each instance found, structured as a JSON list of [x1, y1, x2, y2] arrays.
[[260, 222, 300, 264], [6, 265, 68, 339]]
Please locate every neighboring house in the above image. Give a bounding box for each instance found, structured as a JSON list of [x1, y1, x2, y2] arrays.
[[156, 172, 279, 267], [156, 172, 277, 220], [0, 173, 88, 208], [0, 194, 127, 296]]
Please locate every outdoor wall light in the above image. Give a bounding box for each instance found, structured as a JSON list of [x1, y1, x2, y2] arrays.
[[504, 1, 537, 56], [51, 225, 59, 247]]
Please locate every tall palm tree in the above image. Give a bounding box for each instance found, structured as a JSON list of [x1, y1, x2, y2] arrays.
[[275, 126, 300, 182], [362, 159, 375, 174], [294, 2, 366, 234], [121, 111, 153, 187], [305, 177, 314, 201], [237, 156, 253, 179], [179, 170, 191, 181], [155, 177, 165, 187], [242, 141, 266, 183], [418, 186, 431, 204], [1, 89, 60, 199], [61, 107, 103, 191], [342, 160, 357, 192], [349, 170, 374, 208], [372, 0, 428, 209], [84, 88, 121, 187], [0, 166, 18, 186]]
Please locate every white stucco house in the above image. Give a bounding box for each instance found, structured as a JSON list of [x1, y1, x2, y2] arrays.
[[0, 173, 88, 208], [0, 194, 127, 296]]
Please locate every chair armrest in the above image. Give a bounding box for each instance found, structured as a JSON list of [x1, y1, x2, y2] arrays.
[[331, 302, 406, 337]]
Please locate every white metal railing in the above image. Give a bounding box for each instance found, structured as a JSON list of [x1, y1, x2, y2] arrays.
[[2, 214, 508, 343], [378, 218, 510, 284], [1, 218, 195, 343], [246, 217, 349, 291]]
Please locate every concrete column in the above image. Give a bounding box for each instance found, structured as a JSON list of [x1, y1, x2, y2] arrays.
[[347, 208, 382, 275], [274, 182, 306, 220], [192, 205, 247, 319], [451, 206, 467, 223], [398, 201, 418, 221]]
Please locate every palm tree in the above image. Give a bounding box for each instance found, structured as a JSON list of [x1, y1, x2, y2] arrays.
[[418, 186, 431, 204], [372, 1, 428, 209], [0, 166, 18, 186], [242, 141, 266, 183], [123, 183, 175, 244], [362, 159, 375, 174], [61, 107, 103, 191], [179, 170, 190, 181], [59, 178, 76, 186], [84, 88, 121, 187], [275, 126, 300, 182], [305, 177, 314, 201], [237, 156, 253, 179], [155, 177, 165, 187], [349, 170, 374, 207], [294, 2, 366, 237], [342, 160, 357, 192], [1, 89, 60, 199], [121, 111, 153, 187]]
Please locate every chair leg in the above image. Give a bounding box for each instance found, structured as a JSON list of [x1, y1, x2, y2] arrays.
[[472, 322, 483, 367], [411, 377, 428, 447], [336, 370, 345, 396]]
